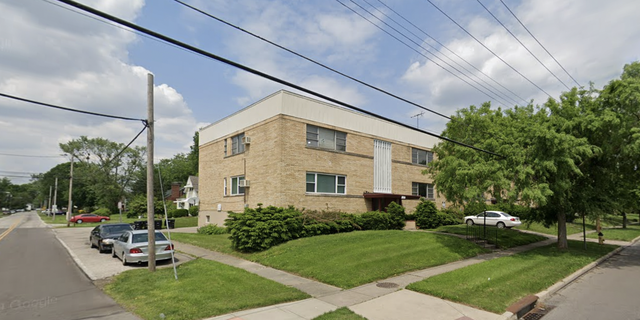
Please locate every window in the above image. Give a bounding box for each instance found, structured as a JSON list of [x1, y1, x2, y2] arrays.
[[224, 139, 227, 157], [223, 178, 227, 196], [306, 173, 346, 194], [412, 148, 433, 165], [412, 182, 434, 199], [231, 133, 245, 155], [306, 125, 346, 151], [230, 176, 245, 195]]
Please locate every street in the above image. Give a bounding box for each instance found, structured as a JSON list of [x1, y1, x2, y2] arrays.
[[543, 240, 640, 320], [0, 211, 140, 320]]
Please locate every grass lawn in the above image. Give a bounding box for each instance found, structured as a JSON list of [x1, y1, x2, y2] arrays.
[[407, 240, 617, 313], [586, 225, 640, 241], [105, 259, 309, 320], [173, 216, 198, 228], [313, 308, 367, 320], [174, 230, 490, 289], [515, 221, 586, 236], [433, 225, 548, 248]]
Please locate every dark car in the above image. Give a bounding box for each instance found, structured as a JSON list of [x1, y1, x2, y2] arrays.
[[90, 223, 134, 253]]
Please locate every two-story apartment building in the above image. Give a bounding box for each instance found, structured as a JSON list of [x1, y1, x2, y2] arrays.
[[198, 90, 446, 227]]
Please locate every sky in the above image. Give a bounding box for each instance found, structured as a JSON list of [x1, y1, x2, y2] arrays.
[[1, 0, 639, 184]]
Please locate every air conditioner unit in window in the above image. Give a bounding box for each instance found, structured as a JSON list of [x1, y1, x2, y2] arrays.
[[242, 136, 251, 144], [238, 180, 250, 187]]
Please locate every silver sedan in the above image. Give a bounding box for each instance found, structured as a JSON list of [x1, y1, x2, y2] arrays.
[[464, 210, 522, 228], [112, 230, 175, 265]]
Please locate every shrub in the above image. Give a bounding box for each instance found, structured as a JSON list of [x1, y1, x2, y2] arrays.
[[386, 201, 407, 230], [169, 209, 189, 218], [225, 206, 304, 252], [189, 205, 199, 217], [197, 224, 227, 235], [415, 199, 457, 229], [355, 211, 392, 230], [405, 213, 416, 221], [92, 207, 112, 216]]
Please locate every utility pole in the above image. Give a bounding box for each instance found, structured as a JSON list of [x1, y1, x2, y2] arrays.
[[52, 177, 58, 220], [147, 73, 156, 272], [48, 185, 52, 217], [411, 111, 424, 129], [67, 155, 74, 227]]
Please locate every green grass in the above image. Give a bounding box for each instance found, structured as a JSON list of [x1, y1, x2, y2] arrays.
[[586, 225, 640, 241], [170, 233, 247, 258], [313, 308, 368, 320], [173, 216, 198, 228], [105, 259, 309, 320], [515, 221, 586, 236], [407, 240, 617, 313], [433, 225, 548, 248]]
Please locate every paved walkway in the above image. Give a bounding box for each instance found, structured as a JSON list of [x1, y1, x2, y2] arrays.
[[169, 228, 567, 320]]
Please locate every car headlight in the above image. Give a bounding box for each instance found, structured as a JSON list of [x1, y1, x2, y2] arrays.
[[101, 239, 114, 244]]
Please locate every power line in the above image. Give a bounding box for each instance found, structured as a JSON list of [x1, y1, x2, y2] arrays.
[[0, 170, 40, 175], [338, 0, 510, 107], [0, 152, 66, 158], [375, 0, 528, 105], [499, 0, 581, 87], [424, 0, 552, 98], [0, 92, 146, 122], [55, 0, 505, 158], [172, 0, 452, 120], [476, 0, 569, 90]]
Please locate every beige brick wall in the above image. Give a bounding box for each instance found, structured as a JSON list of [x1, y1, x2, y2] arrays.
[[198, 115, 449, 227]]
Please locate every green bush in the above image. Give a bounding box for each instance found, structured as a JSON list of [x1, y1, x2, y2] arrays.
[[169, 209, 189, 218], [197, 224, 227, 235], [225, 206, 304, 252], [415, 199, 457, 229], [405, 213, 417, 221], [386, 201, 407, 230], [189, 205, 199, 217], [92, 207, 112, 216], [355, 211, 392, 230]]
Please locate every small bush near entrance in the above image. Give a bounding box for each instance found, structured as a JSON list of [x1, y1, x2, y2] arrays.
[[169, 208, 189, 218], [189, 205, 199, 216], [386, 201, 408, 230], [197, 224, 227, 235], [415, 199, 458, 229]]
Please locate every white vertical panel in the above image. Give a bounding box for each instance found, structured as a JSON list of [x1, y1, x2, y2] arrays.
[[374, 140, 392, 193]]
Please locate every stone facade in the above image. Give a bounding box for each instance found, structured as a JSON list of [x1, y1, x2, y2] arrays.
[[198, 91, 448, 227]]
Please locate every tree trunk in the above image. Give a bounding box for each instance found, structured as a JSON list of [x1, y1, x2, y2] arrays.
[[596, 216, 601, 232], [623, 212, 627, 229], [557, 211, 568, 249]]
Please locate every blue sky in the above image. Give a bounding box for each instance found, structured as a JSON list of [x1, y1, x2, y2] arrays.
[[1, 0, 639, 183]]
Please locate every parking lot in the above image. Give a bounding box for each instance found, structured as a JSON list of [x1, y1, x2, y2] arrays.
[[54, 226, 194, 280]]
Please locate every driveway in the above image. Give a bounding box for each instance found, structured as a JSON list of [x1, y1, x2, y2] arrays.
[[53, 225, 194, 280]]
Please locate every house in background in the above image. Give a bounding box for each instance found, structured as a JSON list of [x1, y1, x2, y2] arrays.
[[198, 90, 447, 227], [174, 176, 199, 210]]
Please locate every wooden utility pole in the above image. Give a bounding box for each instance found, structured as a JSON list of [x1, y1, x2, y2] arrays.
[[67, 155, 74, 227], [47, 185, 52, 218], [52, 177, 58, 218], [147, 73, 156, 272]]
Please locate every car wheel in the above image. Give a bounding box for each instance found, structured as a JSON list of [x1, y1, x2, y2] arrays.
[[466, 219, 474, 226], [497, 222, 506, 229], [112, 247, 117, 258], [76, 219, 83, 224], [100, 219, 106, 222], [122, 253, 127, 266]]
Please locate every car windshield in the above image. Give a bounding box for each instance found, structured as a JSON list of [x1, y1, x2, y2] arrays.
[[132, 232, 167, 243], [103, 225, 132, 233]]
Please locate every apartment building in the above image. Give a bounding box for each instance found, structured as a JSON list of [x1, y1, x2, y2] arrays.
[[198, 90, 446, 227]]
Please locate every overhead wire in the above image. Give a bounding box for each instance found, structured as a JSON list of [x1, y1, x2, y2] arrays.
[[358, 0, 518, 106], [55, 0, 505, 158], [475, 0, 570, 90], [0, 152, 66, 158], [424, 0, 552, 98], [375, 0, 528, 105], [499, 0, 581, 87], [338, 0, 510, 107], [171, 0, 452, 120]]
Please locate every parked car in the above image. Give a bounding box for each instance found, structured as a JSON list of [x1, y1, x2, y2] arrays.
[[112, 230, 174, 265], [69, 214, 110, 224], [90, 223, 134, 253], [464, 210, 521, 228]]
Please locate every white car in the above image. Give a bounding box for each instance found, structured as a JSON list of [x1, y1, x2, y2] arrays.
[[464, 211, 521, 228], [112, 230, 174, 265]]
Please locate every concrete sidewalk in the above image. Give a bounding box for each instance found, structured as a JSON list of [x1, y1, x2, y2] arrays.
[[173, 235, 561, 320]]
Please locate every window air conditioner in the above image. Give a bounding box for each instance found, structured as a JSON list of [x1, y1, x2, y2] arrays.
[[238, 180, 250, 187], [242, 136, 251, 144]]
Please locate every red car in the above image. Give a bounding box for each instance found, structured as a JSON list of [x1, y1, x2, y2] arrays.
[[69, 214, 110, 224]]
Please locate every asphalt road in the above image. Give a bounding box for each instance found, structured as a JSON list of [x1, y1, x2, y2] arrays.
[[543, 241, 640, 320], [0, 212, 140, 320]]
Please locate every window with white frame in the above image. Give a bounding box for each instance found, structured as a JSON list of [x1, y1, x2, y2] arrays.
[[412, 148, 433, 165], [230, 176, 245, 195], [412, 182, 434, 199], [231, 133, 245, 155], [223, 178, 227, 196], [306, 173, 346, 194], [224, 139, 227, 157], [306, 125, 346, 151]]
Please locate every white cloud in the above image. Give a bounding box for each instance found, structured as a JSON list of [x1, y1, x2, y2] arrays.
[[0, 0, 198, 181]]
